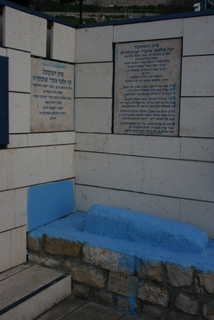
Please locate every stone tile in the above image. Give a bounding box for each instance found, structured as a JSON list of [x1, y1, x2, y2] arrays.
[[10, 226, 26, 268], [0, 47, 6, 56], [75, 99, 112, 133], [4, 7, 31, 51], [75, 26, 113, 63], [203, 301, 214, 320], [62, 145, 75, 179], [175, 293, 199, 315], [180, 98, 214, 138], [139, 260, 162, 282], [8, 134, 28, 148], [53, 131, 75, 145], [9, 93, 30, 134], [52, 23, 75, 63], [0, 190, 15, 232], [0, 231, 11, 272], [142, 305, 166, 320], [196, 273, 214, 294], [28, 133, 54, 147], [167, 264, 193, 287], [44, 237, 80, 257], [0, 150, 7, 192], [181, 56, 214, 97], [169, 311, 193, 320], [75, 133, 108, 153], [108, 135, 133, 155], [137, 281, 169, 307], [75, 63, 113, 98], [75, 185, 109, 212], [28, 253, 62, 269], [30, 15, 47, 57], [181, 138, 214, 161]]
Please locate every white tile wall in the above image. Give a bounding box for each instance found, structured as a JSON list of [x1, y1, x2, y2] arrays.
[[75, 99, 112, 133], [0, 150, 7, 191], [181, 56, 214, 97], [75, 26, 113, 63], [10, 226, 26, 267], [75, 63, 113, 98], [52, 23, 75, 63], [183, 16, 214, 56], [9, 93, 30, 134], [76, 184, 109, 212], [8, 134, 28, 149], [76, 133, 108, 153], [14, 188, 27, 228], [108, 134, 133, 155], [28, 133, 54, 147], [53, 132, 75, 145], [7, 49, 31, 93], [0, 190, 15, 232], [0, 47, 6, 56], [62, 145, 75, 179], [30, 15, 47, 57], [181, 138, 214, 162], [0, 231, 10, 272], [4, 7, 31, 52], [180, 98, 214, 138]]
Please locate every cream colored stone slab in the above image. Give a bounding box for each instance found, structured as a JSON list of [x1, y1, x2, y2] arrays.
[[14, 188, 27, 227], [183, 16, 214, 56], [31, 58, 74, 132], [108, 189, 180, 221], [62, 145, 75, 179], [180, 199, 214, 239], [181, 56, 214, 96], [114, 39, 181, 135], [4, 7, 31, 51], [75, 133, 108, 153], [0, 231, 11, 272], [53, 131, 75, 145], [133, 135, 180, 159], [180, 98, 214, 138], [142, 158, 214, 202], [75, 99, 112, 133], [8, 134, 28, 148], [52, 23, 75, 63], [108, 271, 138, 297], [75, 185, 109, 212], [75, 26, 113, 63], [7, 49, 30, 93], [0, 264, 30, 281], [7, 148, 30, 189], [0, 150, 7, 191], [11, 226, 26, 268], [0, 190, 15, 232], [76, 152, 142, 192], [31, 15, 47, 57], [0, 47, 6, 56], [181, 138, 214, 161], [114, 19, 183, 43], [108, 134, 133, 155], [28, 133, 54, 147], [75, 63, 113, 98], [9, 93, 30, 134]]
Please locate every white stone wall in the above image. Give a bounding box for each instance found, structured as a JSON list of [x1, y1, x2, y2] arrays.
[[75, 15, 214, 239], [0, 6, 76, 272]]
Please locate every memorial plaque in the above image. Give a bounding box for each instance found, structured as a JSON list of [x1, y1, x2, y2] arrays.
[[108, 271, 138, 297], [31, 58, 74, 132], [114, 39, 182, 136]]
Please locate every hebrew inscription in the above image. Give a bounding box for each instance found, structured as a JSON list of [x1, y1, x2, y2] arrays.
[[108, 271, 138, 297], [31, 58, 74, 132], [114, 39, 181, 136]]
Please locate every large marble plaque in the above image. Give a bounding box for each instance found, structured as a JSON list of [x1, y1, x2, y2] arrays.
[[114, 39, 182, 136], [31, 58, 74, 132]]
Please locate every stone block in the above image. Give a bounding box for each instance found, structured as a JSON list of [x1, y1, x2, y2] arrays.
[[75, 99, 112, 133], [30, 15, 46, 57], [0, 150, 7, 191], [4, 7, 31, 51], [181, 138, 214, 162], [52, 23, 75, 63], [8, 134, 28, 149], [83, 244, 135, 275], [7, 49, 30, 93], [75, 133, 108, 153], [93, 290, 115, 307], [53, 131, 75, 145], [75, 26, 113, 63], [117, 297, 136, 314], [0, 231, 11, 272], [75, 63, 113, 98], [175, 293, 199, 315], [72, 283, 90, 300], [11, 226, 26, 268], [27, 234, 44, 252], [0, 190, 15, 232], [196, 273, 214, 294], [108, 135, 133, 155], [44, 237, 80, 257], [180, 98, 214, 138], [169, 311, 192, 320], [142, 305, 166, 320], [9, 93, 30, 134], [137, 281, 169, 307], [183, 16, 214, 56], [0, 48, 6, 56], [203, 301, 214, 320], [28, 133, 54, 147], [138, 260, 162, 282], [75, 185, 109, 212], [181, 56, 214, 97], [76, 152, 142, 192], [28, 253, 61, 269], [62, 145, 75, 179], [64, 261, 106, 288], [114, 19, 183, 43], [167, 264, 193, 287]]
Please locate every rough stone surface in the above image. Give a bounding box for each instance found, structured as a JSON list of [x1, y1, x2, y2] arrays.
[[117, 297, 135, 314], [169, 311, 192, 320], [139, 260, 163, 282], [83, 244, 134, 275], [203, 301, 214, 320], [175, 293, 199, 315], [167, 264, 193, 287], [93, 290, 115, 307], [137, 281, 169, 307], [142, 305, 166, 319], [73, 283, 90, 300], [196, 273, 214, 294], [64, 261, 107, 288], [44, 237, 80, 257], [27, 235, 44, 252], [28, 253, 61, 268]]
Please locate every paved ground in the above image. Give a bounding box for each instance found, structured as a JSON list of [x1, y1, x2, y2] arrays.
[[35, 296, 144, 320]]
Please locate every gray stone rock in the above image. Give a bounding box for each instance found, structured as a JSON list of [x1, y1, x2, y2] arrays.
[[169, 311, 192, 320], [196, 273, 214, 294], [44, 237, 80, 257], [72, 283, 90, 300], [28, 253, 61, 268], [93, 290, 115, 307], [142, 305, 166, 319], [167, 264, 193, 287], [137, 281, 169, 307], [203, 301, 214, 320], [175, 293, 199, 315], [139, 260, 163, 282]]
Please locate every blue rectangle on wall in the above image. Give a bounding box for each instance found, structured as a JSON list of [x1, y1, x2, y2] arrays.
[[0, 56, 8, 145]]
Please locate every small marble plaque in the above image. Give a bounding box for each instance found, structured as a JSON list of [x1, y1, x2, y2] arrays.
[[108, 271, 138, 297], [114, 38, 182, 136], [31, 58, 74, 132]]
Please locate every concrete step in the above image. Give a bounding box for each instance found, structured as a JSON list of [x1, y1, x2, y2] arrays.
[[0, 263, 71, 320]]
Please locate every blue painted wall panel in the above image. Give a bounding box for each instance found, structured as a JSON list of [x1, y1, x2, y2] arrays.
[[27, 180, 75, 231]]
